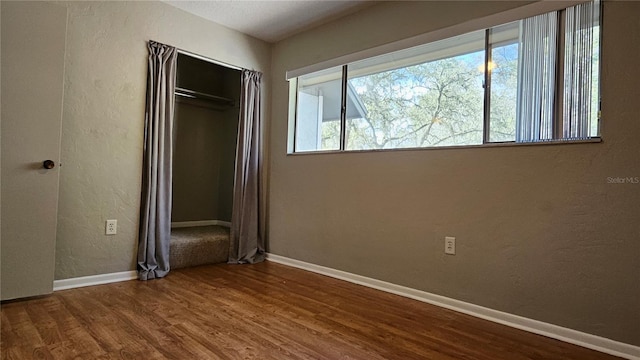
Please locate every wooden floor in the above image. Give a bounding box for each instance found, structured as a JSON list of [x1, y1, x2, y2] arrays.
[[1, 262, 622, 360]]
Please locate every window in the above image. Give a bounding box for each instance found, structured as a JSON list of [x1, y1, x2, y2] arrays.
[[346, 31, 486, 150], [289, 1, 601, 153]]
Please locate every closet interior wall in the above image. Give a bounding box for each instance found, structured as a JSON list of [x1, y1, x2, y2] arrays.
[[172, 54, 240, 224]]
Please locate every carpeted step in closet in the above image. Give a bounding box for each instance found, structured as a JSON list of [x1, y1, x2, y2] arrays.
[[170, 225, 229, 269]]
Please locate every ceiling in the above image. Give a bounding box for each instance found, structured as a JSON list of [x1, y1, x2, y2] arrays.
[[163, 1, 374, 43]]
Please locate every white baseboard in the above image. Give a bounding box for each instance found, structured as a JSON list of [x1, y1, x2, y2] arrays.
[[171, 220, 231, 228], [266, 253, 640, 360], [53, 271, 138, 291]]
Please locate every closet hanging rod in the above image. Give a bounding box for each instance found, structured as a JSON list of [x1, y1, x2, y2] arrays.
[[175, 87, 235, 106], [176, 49, 243, 71]]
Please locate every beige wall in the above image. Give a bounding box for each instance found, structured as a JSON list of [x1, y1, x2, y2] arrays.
[[54, 1, 270, 279], [269, 1, 640, 346], [172, 102, 234, 222]]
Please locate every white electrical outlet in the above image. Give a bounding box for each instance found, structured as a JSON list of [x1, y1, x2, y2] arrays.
[[106, 219, 117, 235], [445, 236, 456, 255]]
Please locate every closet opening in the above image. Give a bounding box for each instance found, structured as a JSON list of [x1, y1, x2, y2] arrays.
[[170, 52, 241, 269]]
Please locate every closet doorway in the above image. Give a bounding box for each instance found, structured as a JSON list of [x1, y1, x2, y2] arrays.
[[139, 41, 264, 279], [172, 53, 240, 226], [170, 53, 240, 269]]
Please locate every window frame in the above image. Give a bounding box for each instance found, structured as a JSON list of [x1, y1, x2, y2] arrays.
[[287, 1, 602, 154]]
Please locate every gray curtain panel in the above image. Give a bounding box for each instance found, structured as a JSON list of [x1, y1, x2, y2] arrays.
[[137, 41, 177, 280], [229, 70, 265, 264]]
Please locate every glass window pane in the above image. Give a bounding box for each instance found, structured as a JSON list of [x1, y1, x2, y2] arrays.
[[295, 66, 342, 152], [489, 22, 519, 142], [489, 43, 518, 142], [346, 31, 486, 150], [590, 24, 600, 137], [563, 0, 599, 140]]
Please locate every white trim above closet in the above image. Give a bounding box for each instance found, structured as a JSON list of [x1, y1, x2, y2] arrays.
[[176, 49, 243, 71]]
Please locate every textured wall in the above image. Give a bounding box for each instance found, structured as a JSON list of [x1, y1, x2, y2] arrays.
[[269, 1, 640, 346], [54, 1, 270, 279]]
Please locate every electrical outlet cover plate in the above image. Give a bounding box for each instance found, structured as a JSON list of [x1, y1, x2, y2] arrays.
[[106, 219, 117, 235], [445, 236, 456, 255]]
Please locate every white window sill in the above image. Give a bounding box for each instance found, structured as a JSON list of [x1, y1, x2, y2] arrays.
[[287, 137, 602, 156]]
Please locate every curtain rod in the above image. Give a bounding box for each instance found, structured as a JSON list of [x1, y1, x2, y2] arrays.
[[148, 40, 244, 71]]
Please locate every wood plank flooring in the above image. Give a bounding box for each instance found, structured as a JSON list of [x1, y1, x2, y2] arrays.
[[1, 262, 622, 359]]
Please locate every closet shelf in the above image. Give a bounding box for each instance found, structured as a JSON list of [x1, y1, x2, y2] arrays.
[[175, 87, 235, 107]]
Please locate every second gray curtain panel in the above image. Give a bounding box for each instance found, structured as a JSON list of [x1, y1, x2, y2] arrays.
[[229, 70, 265, 264]]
